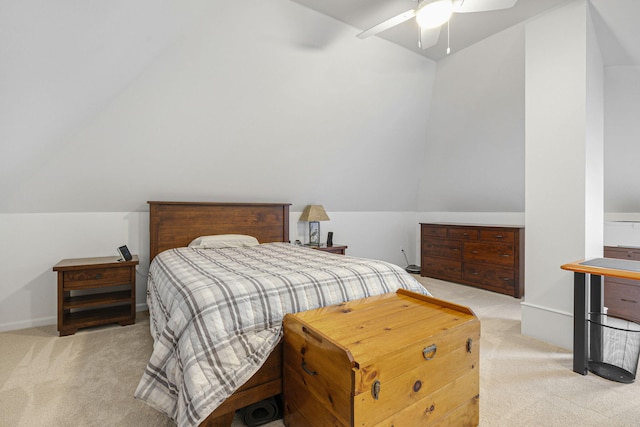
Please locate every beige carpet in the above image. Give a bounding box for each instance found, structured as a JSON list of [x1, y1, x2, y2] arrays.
[[1, 276, 640, 426]]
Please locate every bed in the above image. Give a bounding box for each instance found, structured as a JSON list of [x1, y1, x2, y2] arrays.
[[134, 201, 430, 427]]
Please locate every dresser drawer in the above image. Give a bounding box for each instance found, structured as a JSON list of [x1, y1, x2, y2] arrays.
[[604, 276, 640, 288], [464, 263, 515, 291], [449, 227, 478, 241], [479, 229, 515, 244], [421, 258, 463, 281], [464, 242, 514, 267], [604, 246, 640, 261], [422, 239, 462, 260], [604, 280, 640, 323], [63, 267, 132, 289], [422, 225, 447, 239]]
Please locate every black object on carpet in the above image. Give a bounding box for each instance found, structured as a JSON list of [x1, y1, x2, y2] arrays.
[[240, 395, 282, 427]]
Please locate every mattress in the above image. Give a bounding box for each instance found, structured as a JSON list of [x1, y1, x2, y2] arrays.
[[134, 242, 429, 427]]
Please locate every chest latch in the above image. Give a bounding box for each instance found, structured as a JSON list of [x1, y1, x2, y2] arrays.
[[371, 380, 381, 400]]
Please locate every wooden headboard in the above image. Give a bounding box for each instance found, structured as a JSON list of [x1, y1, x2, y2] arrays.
[[148, 201, 291, 261]]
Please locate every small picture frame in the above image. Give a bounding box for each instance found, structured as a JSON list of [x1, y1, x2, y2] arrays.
[[309, 222, 320, 246]]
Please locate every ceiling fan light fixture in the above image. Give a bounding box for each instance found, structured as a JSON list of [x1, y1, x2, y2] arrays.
[[416, 0, 454, 29]]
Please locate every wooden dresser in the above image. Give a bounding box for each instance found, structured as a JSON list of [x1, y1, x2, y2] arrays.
[[420, 223, 524, 298], [283, 289, 480, 427], [604, 246, 640, 323]]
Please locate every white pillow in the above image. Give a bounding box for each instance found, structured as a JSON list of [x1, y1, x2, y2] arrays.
[[188, 234, 260, 249]]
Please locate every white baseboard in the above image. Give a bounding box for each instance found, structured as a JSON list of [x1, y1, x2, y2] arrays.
[[521, 302, 573, 350], [0, 315, 57, 333]]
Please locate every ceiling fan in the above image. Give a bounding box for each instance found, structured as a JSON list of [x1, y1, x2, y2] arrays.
[[357, 0, 519, 52]]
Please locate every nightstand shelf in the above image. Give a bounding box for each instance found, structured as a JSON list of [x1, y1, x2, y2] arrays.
[[62, 305, 134, 330], [63, 290, 133, 309], [53, 255, 138, 336]]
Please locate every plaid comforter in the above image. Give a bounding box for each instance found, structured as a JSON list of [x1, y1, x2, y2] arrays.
[[134, 243, 429, 427]]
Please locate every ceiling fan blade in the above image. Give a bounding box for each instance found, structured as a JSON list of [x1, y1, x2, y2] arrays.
[[419, 26, 441, 50], [356, 9, 416, 39], [453, 0, 518, 13]]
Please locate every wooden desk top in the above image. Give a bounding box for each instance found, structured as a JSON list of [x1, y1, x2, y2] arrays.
[[561, 258, 640, 281]]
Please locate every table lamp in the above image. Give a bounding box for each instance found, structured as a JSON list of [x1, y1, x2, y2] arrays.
[[299, 205, 330, 246]]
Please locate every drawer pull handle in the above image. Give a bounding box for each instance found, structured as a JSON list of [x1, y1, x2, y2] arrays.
[[621, 298, 638, 304], [423, 344, 437, 360], [467, 338, 473, 353], [471, 272, 479, 275], [472, 251, 478, 254], [495, 235, 503, 239], [501, 254, 510, 258], [301, 360, 317, 376], [95, 273, 102, 279]]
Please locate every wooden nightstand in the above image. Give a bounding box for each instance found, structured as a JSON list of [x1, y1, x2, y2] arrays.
[[311, 244, 348, 255], [53, 255, 139, 336]]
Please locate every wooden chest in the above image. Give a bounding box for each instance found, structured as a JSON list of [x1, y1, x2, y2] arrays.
[[283, 289, 480, 427]]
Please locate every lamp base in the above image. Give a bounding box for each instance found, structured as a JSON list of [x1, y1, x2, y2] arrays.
[[308, 221, 320, 246]]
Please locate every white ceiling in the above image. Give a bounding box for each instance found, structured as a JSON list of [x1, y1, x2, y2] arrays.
[[291, 0, 640, 65]]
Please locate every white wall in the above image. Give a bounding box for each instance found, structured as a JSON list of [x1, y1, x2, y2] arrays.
[[585, 6, 605, 259], [605, 221, 640, 246], [293, 211, 421, 265], [522, 0, 603, 350], [0, 0, 435, 214], [417, 2, 640, 220], [0, 212, 148, 332], [418, 24, 525, 212], [604, 66, 640, 212], [0, 0, 436, 332]]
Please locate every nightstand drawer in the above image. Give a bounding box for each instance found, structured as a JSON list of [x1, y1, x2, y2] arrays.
[[63, 267, 132, 289]]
